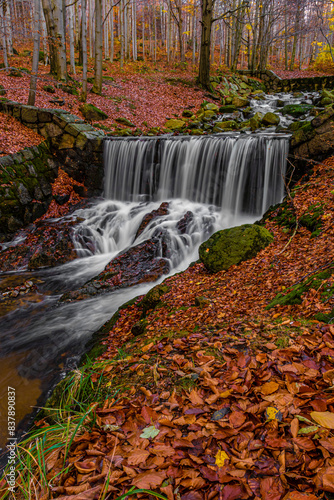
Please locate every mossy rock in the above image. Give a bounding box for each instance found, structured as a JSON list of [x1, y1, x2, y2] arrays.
[[291, 121, 316, 147], [282, 104, 313, 117], [59, 84, 79, 96], [213, 120, 238, 133], [262, 112, 280, 126], [116, 117, 135, 127], [140, 284, 170, 317], [203, 102, 219, 113], [231, 96, 250, 108], [267, 267, 334, 310], [164, 119, 185, 131], [199, 224, 274, 273], [219, 105, 237, 113], [43, 84, 55, 94], [79, 103, 108, 121], [190, 129, 204, 135], [182, 109, 193, 118], [0, 84, 6, 96], [39, 51, 45, 62]]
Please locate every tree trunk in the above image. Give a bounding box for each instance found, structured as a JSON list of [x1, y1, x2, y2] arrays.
[[198, 0, 213, 89], [68, 1, 76, 73], [93, 0, 103, 93], [1, 2, 8, 69], [28, 0, 41, 105], [80, 0, 88, 102]]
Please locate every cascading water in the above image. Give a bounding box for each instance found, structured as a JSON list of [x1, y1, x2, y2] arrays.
[[73, 134, 289, 271], [0, 132, 290, 450], [103, 134, 289, 211]]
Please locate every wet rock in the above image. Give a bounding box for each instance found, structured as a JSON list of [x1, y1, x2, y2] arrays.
[[0, 219, 78, 272], [282, 104, 313, 117], [176, 211, 194, 234], [213, 120, 238, 133], [199, 223, 274, 273], [262, 112, 280, 126], [134, 202, 169, 240], [231, 96, 250, 108], [60, 238, 170, 302]]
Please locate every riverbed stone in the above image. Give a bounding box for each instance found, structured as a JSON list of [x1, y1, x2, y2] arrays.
[[199, 223, 274, 273], [282, 104, 313, 117], [213, 120, 238, 132], [262, 112, 280, 126]]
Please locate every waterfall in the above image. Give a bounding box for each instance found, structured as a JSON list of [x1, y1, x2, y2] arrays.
[[104, 134, 289, 217]]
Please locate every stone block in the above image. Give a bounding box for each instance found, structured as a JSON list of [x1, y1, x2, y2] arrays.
[[58, 133, 76, 149], [64, 122, 93, 137], [38, 110, 53, 123], [44, 122, 63, 138], [21, 106, 39, 123]]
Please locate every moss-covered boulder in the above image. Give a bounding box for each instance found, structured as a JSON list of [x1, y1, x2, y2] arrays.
[[203, 102, 220, 113], [262, 112, 280, 126], [140, 283, 170, 317], [291, 121, 316, 147], [232, 96, 250, 108], [213, 120, 238, 132], [79, 103, 108, 121], [282, 104, 313, 117], [320, 89, 334, 106], [199, 224, 273, 273], [164, 118, 185, 131], [219, 105, 237, 113], [116, 117, 135, 127]]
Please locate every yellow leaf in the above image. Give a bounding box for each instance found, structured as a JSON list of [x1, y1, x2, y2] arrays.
[[265, 406, 282, 421], [215, 450, 229, 467], [220, 390, 232, 398], [311, 411, 334, 429]]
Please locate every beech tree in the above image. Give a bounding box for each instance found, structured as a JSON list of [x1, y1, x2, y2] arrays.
[[198, 0, 249, 89]]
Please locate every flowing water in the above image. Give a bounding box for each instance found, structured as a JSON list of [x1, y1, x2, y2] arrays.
[[0, 132, 289, 451]]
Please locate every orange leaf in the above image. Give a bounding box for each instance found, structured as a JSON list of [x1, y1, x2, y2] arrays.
[[127, 449, 150, 465], [311, 411, 334, 429]]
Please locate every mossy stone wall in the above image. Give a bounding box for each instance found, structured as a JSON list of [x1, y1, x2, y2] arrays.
[[238, 69, 334, 93], [0, 142, 57, 239]]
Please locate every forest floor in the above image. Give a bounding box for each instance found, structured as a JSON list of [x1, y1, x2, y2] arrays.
[[2, 155, 334, 499]]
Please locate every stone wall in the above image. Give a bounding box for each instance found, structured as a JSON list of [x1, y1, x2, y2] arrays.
[[0, 99, 105, 195], [238, 69, 334, 93], [0, 141, 57, 238], [0, 100, 105, 239]]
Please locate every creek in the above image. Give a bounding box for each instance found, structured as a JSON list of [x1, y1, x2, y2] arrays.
[[0, 129, 290, 452]]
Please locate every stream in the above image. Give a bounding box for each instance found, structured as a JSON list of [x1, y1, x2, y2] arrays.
[[0, 91, 316, 453]]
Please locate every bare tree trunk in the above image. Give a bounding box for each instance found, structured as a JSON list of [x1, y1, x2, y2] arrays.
[[28, 0, 41, 105], [81, 0, 88, 102], [68, 0, 76, 73], [1, 2, 8, 69], [93, 0, 102, 93]]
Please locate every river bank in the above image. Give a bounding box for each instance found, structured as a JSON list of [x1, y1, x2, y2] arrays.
[[1, 155, 334, 499]]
